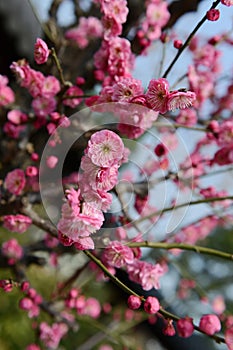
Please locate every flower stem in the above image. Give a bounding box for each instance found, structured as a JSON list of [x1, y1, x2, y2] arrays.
[[51, 47, 71, 87], [83, 250, 225, 344], [134, 195, 233, 225], [127, 242, 233, 261], [162, 0, 221, 78]]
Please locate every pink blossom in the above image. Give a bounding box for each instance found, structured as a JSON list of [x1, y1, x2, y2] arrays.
[[199, 314, 221, 335], [26, 344, 41, 350], [111, 77, 143, 102], [58, 201, 104, 242], [34, 38, 50, 64], [1, 238, 23, 265], [206, 9, 220, 21], [0, 279, 13, 292], [39, 322, 68, 349], [221, 0, 233, 6], [32, 96, 56, 117], [176, 109, 197, 126], [26, 166, 38, 177], [0, 75, 15, 106], [226, 326, 233, 350], [212, 295, 226, 314], [81, 155, 119, 191], [102, 15, 122, 39], [65, 17, 103, 48], [146, 2, 170, 27], [144, 296, 160, 314], [63, 86, 83, 108], [146, 78, 169, 113], [3, 122, 26, 138], [174, 39, 183, 49], [139, 262, 165, 291], [163, 319, 176, 336], [167, 90, 196, 111], [42, 76, 61, 98], [83, 297, 101, 318], [7, 110, 27, 125], [100, 0, 129, 24], [177, 317, 194, 338], [5, 168, 26, 195], [118, 108, 158, 139], [46, 155, 58, 169], [127, 295, 142, 310], [87, 129, 124, 167], [103, 241, 134, 268], [74, 236, 95, 250], [3, 214, 32, 233]]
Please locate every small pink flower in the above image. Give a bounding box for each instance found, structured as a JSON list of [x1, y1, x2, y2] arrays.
[[1, 238, 23, 265], [146, 78, 169, 113], [0, 75, 15, 106], [103, 241, 134, 268], [26, 345, 41, 350], [206, 9, 220, 21], [144, 296, 160, 314], [39, 322, 68, 349], [163, 319, 176, 336], [167, 90, 196, 111], [34, 38, 50, 64], [5, 169, 26, 195], [7, 110, 27, 124], [46, 155, 58, 169], [199, 314, 221, 335], [0, 279, 13, 292], [225, 326, 233, 350], [42, 76, 61, 98], [127, 295, 142, 310], [63, 86, 83, 108], [32, 96, 56, 117], [83, 297, 101, 318], [221, 0, 233, 6], [26, 166, 38, 177], [177, 317, 194, 338], [87, 129, 124, 167], [3, 214, 32, 233]]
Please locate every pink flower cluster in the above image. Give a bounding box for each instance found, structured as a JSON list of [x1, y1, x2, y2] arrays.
[[39, 322, 68, 349], [93, 0, 134, 83], [58, 129, 126, 250], [136, 0, 170, 52], [3, 109, 28, 139], [19, 286, 42, 318], [10, 59, 60, 117], [4, 168, 26, 196], [103, 240, 165, 291], [65, 17, 103, 48], [0, 75, 15, 107], [65, 288, 101, 318], [146, 78, 196, 114]]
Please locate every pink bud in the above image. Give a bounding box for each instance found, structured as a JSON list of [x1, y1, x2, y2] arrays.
[[206, 9, 220, 21], [26, 166, 38, 177], [34, 38, 50, 64], [174, 39, 183, 49], [199, 314, 221, 335], [177, 317, 194, 338], [19, 297, 33, 310], [21, 281, 30, 292], [144, 296, 160, 314], [46, 155, 58, 169], [127, 295, 142, 310]]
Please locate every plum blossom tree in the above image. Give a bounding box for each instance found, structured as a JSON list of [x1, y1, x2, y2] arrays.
[[0, 0, 233, 349]]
